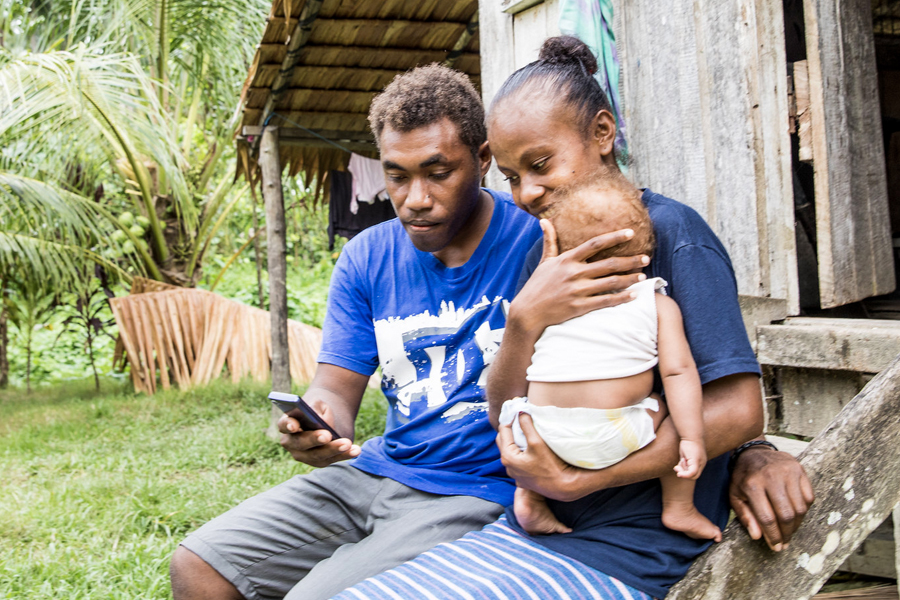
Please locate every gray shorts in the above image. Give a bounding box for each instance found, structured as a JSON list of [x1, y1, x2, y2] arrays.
[[180, 462, 504, 600]]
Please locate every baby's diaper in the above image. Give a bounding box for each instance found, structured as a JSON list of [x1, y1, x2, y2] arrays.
[[498, 396, 659, 469]]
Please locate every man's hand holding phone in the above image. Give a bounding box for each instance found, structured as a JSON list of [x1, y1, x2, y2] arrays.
[[270, 392, 361, 467]]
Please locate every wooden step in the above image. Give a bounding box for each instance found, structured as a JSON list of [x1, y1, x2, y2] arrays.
[[758, 318, 900, 372]]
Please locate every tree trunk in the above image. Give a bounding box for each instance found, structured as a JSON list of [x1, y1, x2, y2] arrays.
[[250, 185, 266, 309], [0, 274, 8, 389], [0, 297, 7, 389], [25, 329, 32, 394], [260, 126, 290, 394], [667, 353, 900, 600], [87, 326, 99, 392]]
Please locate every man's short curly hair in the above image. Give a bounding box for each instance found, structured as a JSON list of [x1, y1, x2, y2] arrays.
[[368, 63, 486, 155]]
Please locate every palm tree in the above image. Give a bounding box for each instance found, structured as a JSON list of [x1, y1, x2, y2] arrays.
[[0, 0, 266, 284], [0, 0, 266, 386]]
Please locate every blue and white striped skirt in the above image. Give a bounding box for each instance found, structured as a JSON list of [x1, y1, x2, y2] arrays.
[[331, 517, 654, 600]]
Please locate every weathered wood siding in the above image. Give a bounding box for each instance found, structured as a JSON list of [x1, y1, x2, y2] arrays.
[[613, 0, 797, 314], [479, 0, 559, 190], [803, 0, 895, 308]]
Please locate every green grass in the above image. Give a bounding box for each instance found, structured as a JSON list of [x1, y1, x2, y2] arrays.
[[0, 379, 387, 599]]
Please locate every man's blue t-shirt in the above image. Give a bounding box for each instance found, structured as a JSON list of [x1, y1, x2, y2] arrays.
[[318, 189, 542, 506], [508, 189, 761, 599]]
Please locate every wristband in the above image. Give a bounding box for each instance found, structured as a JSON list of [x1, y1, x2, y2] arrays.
[[727, 440, 778, 473]]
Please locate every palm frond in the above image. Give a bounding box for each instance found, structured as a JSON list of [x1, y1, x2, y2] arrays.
[[0, 172, 143, 283], [0, 46, 196, 230], [0, 231, 135, 285]]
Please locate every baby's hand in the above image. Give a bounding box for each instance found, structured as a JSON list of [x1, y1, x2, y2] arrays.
[[674, 439, 707, 480]]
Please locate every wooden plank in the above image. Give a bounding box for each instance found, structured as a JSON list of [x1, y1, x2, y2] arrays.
[[894, 504, 900, 596], [803, 0, 895, 308], [271, 45, 480, 73], [668, 354, 900, 599], [614, 0, 797, 312], [751, 0, 799, 315], [478, 0, 515, 191], [511, 1, 559, 70], [779, 367, 866, 438], [260, 126, 291, 393], [757, 318, 900, 372], [739, 295, 788, 351], [239, 135, 375, 153], [308, 19, 467, 50], [250, 65, 406, 91], [242, 126, 374, 142], [840, 517, 897, 579], [242, 109, 370, 131], [250, 88, 378, 116], [501, 0, 544, 15], [445, 10, 480, 67], [794, 60, 813, 163], [766, 434, 809, 458]]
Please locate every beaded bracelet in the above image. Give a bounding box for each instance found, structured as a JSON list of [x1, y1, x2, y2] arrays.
[[727, 440, 778, 473]]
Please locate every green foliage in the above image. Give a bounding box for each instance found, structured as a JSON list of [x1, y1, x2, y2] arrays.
[[4, 277, 58, 392], [0, 0, 342, 388], [54, 268, 118, 391], [0, 379, 388, 599]]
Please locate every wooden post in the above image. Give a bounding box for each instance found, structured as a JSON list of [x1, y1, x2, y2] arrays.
[[803, 0, 894, 308], [259, 126, 291, 395], [668, 354, 900, 600], [895, 504, 900, 597]]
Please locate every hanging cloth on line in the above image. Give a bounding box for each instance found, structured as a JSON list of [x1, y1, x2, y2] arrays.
[[348, 153, 388, 214], [558, 0, 628, 165], [327, 170, 396, 250]]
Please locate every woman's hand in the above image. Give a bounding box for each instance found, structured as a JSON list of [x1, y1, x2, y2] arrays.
[[510, 220, 649, 334], [497, 413, 592, 502], [729, 445, 815, 551]]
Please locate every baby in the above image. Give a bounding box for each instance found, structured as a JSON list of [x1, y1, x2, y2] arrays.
[[499, 178, 722, 542]]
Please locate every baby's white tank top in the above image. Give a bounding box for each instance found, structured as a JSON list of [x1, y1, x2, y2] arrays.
[[526, 277, 667, 382]]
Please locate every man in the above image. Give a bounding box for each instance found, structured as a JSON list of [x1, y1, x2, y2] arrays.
[[170, 63, 811, 600], [170, 64, 545, 600]]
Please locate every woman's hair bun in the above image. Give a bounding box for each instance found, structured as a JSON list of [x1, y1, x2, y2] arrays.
[[538, 36, 598, 75]]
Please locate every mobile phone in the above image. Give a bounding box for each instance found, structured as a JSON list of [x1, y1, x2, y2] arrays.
[[268, 392, 342, 439]]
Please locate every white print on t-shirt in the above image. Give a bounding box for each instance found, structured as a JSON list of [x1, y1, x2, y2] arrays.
[[374, 296, 508, 420]]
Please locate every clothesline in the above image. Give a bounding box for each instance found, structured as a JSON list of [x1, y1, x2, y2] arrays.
[[264, 112, 357, 154]]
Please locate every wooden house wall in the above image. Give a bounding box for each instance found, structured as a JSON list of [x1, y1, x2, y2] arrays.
[[480, 0, 798, 315]]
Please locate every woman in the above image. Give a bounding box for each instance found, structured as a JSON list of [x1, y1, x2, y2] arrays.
[[331, 36, 813, 600]]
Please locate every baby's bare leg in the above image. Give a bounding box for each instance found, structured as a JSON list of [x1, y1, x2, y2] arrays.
[[660, 474, 722, 541], [514, 487, 573, 535]]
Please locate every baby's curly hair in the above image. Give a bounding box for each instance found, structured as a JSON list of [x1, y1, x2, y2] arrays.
[[368, 64, 486, 155], [545, 177, 654, 262]]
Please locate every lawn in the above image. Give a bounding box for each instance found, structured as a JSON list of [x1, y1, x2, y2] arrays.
[[0, 378, 386, 599]]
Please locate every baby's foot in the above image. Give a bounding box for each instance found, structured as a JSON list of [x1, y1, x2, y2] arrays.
[[515, 488, 572, 535], [661, 501, 722, 542]]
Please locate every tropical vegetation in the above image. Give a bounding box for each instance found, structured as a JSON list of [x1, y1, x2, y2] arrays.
[[0, 0, 340, 391]]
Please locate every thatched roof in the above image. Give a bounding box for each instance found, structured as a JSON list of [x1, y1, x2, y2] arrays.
[[236, 0, 481, 199]]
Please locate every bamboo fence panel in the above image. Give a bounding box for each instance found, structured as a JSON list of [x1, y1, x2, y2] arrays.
[[109, 287, 322, 394]]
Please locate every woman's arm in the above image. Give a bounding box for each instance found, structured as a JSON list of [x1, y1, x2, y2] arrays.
[[498, 372, 763, 499], [487, 220, 648, 426]]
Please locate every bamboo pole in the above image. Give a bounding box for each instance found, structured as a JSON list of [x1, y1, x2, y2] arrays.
[[260, 126, 291, 393]]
